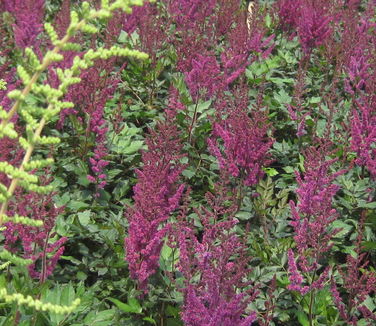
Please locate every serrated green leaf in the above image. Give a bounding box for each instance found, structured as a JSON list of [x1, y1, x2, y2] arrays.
[[331, 220, 353, 237], [77, 210, 90, 226], [263, 167, 279, 177], [123, 140, 144, 154]]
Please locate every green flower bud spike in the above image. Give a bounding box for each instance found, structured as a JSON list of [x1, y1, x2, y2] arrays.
[[0, 0, 150, 225], [0, 0, 150, 317]]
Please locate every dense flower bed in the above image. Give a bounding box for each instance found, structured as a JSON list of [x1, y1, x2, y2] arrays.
[[0, 0, 375, 325]]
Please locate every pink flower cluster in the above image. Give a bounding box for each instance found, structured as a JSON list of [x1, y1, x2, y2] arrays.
[[176, 188, 258, 326], [2, 0, 45, 49], [184, 55, 222, 101], [287, 142, 345, 294], [277, 0, 333, 54], [125, 91, 185, 292], [208, 88, 273, 186], [344, 16, 376, 178], [330, 213, 376, 324], [4, 175, 66, 283]]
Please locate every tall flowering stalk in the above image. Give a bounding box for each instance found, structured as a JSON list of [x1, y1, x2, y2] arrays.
[[287, 141, 346, 323], [276, 0, 333, 54], [297, 2, 332, 54], [125, 91, 185, 292], [184, 55, 222, 102], [4, 174, 66, 283], [344, 16, 376, 178], [350, 99, 376, 178], [330, 216, 376, 325], [51, 2, 128, 191], [175, 185, 258, 326], [70, 63, 121, 190], [0, 70, 65, 285], [208, 86, 273, 187], [288, 143, 344, 292]]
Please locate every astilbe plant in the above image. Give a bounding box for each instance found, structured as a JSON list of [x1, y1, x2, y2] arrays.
[[276, 0, 301, 32], [134, 3, 167, 67], [345, 13, 376, 178], [166, 0, 218, 86], [52, 3, 126, 190], [184, 54, 222, 102], [2, 0, 45, 50], [125, 90, 185, 292], [4, 174, 66, 283], [183, 1, 273, 102], [123, 0, 274, 106], [287, 141, 345, 295], [215, 0, 241, 36], [330, 212, 376, 325], [175, 184, 258, 326], [276, 0, 333, 54], [350, 99, 376, 178], [320, 0, 371, 84], [208, 85, 273, 187], [70, 63, 121, 190], [297, 2, 333, 54]]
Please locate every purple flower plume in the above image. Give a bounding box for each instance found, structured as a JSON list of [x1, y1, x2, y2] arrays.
[[277, 0, 333, 54], [297, 3, 332, 54], [124, 91, 185, 292], [330, 213, 376, 324], [3, 0, 45, 49], [344, 17, 376, 178], [288, 141, 345, 294], [208, 87, 273, 186], [4, 174, 66, 283], [184, 54, 222, 101], [175, 186, 258, 326], [350, 100, 376, 178]]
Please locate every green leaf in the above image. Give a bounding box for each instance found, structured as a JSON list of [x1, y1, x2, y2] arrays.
[[295, 310, 309, 326], [77, 174, 90, 186], [67, 200, 89, 211], [143, 316, 157, 324], [196, 100, 211, 114], [309, 96, 321, 104], [363, 241, 376, 250], [108, 298, 142, 314], [263, 167, 279, 177], [268, 77, 295, 86], [128, 297, 142, 312], [83, 309, 115, 325], [358, 201, 376, 209], [61, 283, 75, 306], [331, 220, 353, 237], [77, 210, 91, 226], [265, 13, 271, 28], [118, 30, 127, 43], [182, 168, 196, 179], [76, 271, 87, 281], [274, 88, 291, 105], [123, 140, 144, 154]]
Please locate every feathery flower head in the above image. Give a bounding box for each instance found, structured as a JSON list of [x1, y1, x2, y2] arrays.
[[125, 90, 185, 292], [3, 0, 45, 49], [208, 88, 273, 186]]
